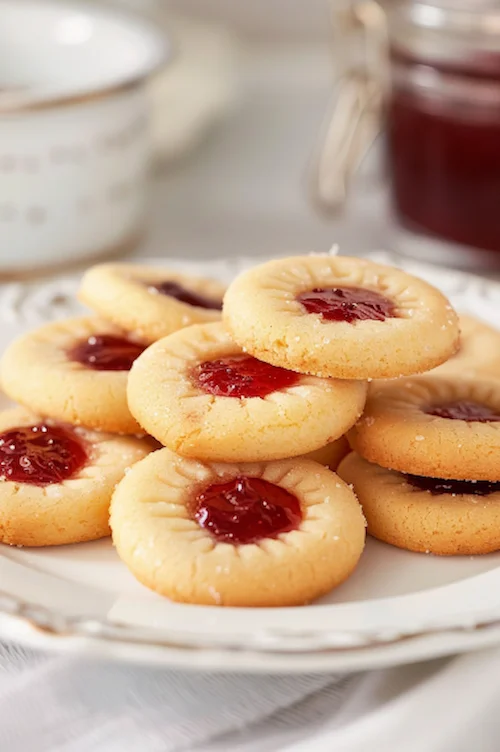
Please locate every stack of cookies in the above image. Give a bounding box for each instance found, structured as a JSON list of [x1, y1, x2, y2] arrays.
[[340, 375, 500, 556], [0, 253, 478, 607], [108, 255, 457, 606], [0, 264, 227, 549]]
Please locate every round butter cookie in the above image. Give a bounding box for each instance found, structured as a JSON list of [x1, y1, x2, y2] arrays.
[[111, 448, 366, 607], [223, 255, 459, 379], [127, 322, 367, 462], [300, 436, 349, 470], [0, 406, 152, 546], [79, 263, 226, 343], [0, 317, 146, 433], [339, 452, 500, 556], [349, 376, 500, 480], [431, 314, 500, 378]]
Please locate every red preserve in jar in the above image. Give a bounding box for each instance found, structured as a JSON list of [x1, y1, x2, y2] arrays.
[[386, 1, 500, 268]]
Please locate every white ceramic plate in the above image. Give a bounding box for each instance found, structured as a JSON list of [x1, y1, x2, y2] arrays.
[[1, 252, 500, 674]]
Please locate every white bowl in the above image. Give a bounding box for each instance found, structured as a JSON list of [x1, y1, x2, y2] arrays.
[[0, 0, 167, 274]]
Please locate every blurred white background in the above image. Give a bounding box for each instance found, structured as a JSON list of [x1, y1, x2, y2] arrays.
[[119, 0, 388, 261], [122, 0, 335, 41]]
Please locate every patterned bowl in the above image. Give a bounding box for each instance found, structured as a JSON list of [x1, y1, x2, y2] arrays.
[[0, 0, 167, 275]]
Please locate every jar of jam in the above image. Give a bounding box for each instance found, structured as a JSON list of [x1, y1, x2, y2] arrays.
[[315, 0, 500, 270]]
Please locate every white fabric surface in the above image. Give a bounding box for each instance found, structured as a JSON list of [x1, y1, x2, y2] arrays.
[[0, 643, 498, 751]]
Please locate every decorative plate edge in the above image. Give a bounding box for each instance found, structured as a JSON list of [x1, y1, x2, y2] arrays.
[[1, 251, 500, 656], [2, 589, 500, 655]]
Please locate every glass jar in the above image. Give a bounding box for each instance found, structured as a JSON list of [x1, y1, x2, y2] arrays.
[[387, 0, 500, 269], [317, 1, 500, 270]]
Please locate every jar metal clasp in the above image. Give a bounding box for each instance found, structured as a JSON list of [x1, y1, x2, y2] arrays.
[[310, 0, 388, 215]]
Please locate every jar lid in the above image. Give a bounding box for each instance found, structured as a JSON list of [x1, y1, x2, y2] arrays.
[[387, 0, 500, 59]]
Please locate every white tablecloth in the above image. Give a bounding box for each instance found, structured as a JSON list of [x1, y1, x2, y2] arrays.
[[0, 643, 498, 751]]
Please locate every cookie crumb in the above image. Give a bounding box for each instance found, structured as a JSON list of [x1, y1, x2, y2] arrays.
[[208, 586, 222, 605]]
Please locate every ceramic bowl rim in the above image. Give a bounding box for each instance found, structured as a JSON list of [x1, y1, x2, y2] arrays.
[[0, 0, 169, 113]]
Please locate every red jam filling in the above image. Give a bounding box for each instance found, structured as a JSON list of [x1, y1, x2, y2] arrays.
[[148, 281, 222, 310], [0, 424, 88, 486], [193, 476, 302, 544], [425, 400, 500, 422], [297, 286, 395, 323], [407, 475, 500, 497], [68, 335, 146, 371], [196, 355, 299, 398]]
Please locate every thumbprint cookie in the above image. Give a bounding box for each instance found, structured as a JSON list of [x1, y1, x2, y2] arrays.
[[348, 376, 500, 481], [110, 448, 366, 606], [300, 436, 350, 470], [223, 255, 459, 379], [0, 317, 147, 433], [127, 322, 367, 462], [339, 452, 500, 556], [0, 407, 152, 546], [79, 263, 226, 343], [430, 314, 500, 379]]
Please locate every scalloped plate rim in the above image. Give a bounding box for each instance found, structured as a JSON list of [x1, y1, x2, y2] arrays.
[[1, 251, 500, 673]]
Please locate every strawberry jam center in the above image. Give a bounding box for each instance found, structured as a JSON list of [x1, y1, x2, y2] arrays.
[[148, 280, 222, 310], [193, 476, 302, 544], [297, 286, 395, 323], [0, 424, 88, 486], [68, 335, 146, 371], [425, 400, 500, 422], [196, 355, 299, 398], [407, 475, 500, 497]]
